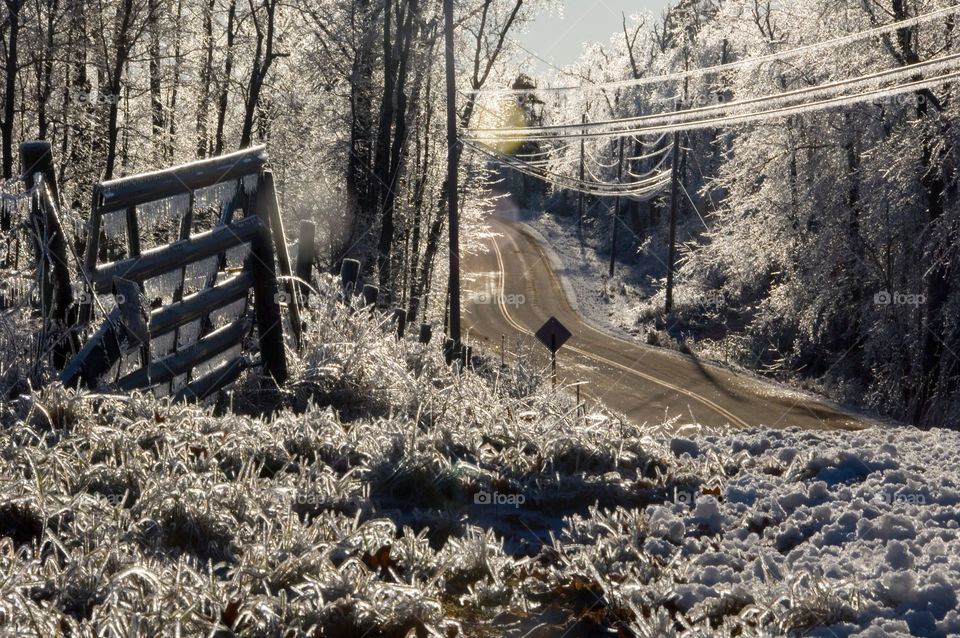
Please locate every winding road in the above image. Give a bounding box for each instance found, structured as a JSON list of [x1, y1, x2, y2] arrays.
[[462, 213, 870, 431]]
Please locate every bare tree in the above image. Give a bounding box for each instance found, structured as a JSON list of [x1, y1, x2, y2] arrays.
[[239, 0, 285, 148], [1, 0, 24, 178]]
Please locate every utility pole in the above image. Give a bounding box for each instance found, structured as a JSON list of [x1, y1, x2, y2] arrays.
[[443, 0, 461, 349], [665, 100, 683, 315], [608, 136, 624, 278], [578, 113, 586, 235]]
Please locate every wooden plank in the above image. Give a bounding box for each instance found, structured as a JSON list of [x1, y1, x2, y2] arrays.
[[117, 316, 250, 390], [149, 271, 252, 336], [97, 146, 266, 213], [91, 215, 261, 293], [60, 309, 124, 389], [172, 355, 250, 403], [112, 277, 150, 351]]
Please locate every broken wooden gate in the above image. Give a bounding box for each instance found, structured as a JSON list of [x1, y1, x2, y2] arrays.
[[60, 146, 303, 401]]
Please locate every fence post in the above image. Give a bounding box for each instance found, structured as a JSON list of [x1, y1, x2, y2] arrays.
[[419, 323, 432, 344], [295, 220, 315, 300], [247, 173, 288, 385], [391, 307, 406, 339], [20, 141, 78, 369], [340, 259, 361, 292], [362, 284, 378, 308], [20, 141, 61, 205], [261, 172, 303, 350]]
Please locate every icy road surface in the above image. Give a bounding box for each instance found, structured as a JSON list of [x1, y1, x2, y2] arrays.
[[463, 213, 872, 431]]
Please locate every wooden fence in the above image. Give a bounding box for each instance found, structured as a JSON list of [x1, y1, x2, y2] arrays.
[[13, 142, 312, 402]]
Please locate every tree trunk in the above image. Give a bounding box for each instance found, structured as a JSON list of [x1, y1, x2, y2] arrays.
[[373, 0, 397, 291], [104, 0, 136, 180], [167, 0, 184, 160], [195, 0, 214, 157], [35, 0, 57, 140], [148, 0, 164, 162], [2, 0, 22, 179], [214, 0, 237, 155], [378, 0, 418, 293], [240, 0, 280, 149]]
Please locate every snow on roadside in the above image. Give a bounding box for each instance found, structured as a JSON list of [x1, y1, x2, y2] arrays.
[[564, 423, 960, 637]]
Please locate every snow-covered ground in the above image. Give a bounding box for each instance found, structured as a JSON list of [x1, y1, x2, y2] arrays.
[[3, 276, 958, 636], [615, 424, 960, 636]]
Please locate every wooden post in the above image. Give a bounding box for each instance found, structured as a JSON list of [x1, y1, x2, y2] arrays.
[[608, 137, 624, 278], [578, 113, 586, 234], [419, 323, 432, 344], [392, 307, 407, 339], [20, 141, 61, 205], [665, 108, 683, 315], [169, 194, 195, 385], [340, 259, 361, 292], [20, 142, 77, 368], [444, 0, 461, 353], [247, 173, 287, 385], [295, 220, 316, 299], [362, 284, 379, 307], [261, 172, 303, 350], [79, 188, 103, 325]]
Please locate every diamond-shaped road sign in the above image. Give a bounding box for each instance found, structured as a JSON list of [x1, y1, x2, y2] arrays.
[[535, 317, 571, 354]]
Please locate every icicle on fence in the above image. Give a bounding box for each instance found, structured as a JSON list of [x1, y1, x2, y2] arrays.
[[0, 184, 33, 309]]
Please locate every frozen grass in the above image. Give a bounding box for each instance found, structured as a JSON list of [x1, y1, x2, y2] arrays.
[[0, 275, 957, 636]]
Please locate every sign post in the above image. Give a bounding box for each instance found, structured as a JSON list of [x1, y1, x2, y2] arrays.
[[535, 317, 571, 389]]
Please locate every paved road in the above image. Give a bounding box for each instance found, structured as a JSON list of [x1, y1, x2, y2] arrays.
[[462, 214, 869, 431]]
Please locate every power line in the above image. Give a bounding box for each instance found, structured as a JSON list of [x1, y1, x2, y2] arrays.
[[465, 60, 960, 143], [469, 51, 960, 137], [464, 140, 671, 200], [464, 4, 960, 96]]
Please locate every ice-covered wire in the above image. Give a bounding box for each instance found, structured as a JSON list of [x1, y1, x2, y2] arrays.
[[510, 142, 579, 159], [624, 142, 674, 163], [626, 151, 673, 180], [469, 51, 960, 138], [464, 140, 671, 200], [463, 4, 960, 96], [465, 63, 960, 143], [584, 144, 622, 169]]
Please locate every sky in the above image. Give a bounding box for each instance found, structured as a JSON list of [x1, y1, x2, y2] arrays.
[[519, 1, 672, 80]]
